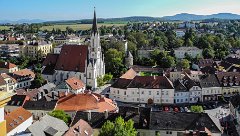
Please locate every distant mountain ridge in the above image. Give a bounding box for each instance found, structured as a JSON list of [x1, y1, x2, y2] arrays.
[[162, 13, 240, 21], [1, 13, 240, 24]]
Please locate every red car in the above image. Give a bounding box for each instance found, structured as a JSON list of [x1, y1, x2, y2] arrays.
[[174, 107, 179, 112], [164, 107, 169, 111]]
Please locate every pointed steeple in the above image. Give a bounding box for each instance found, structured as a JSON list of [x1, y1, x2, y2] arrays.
[[92, 7, 98, 35]]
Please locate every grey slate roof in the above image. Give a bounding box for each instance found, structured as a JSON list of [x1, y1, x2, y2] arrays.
[[199, 74, 220, 88], [149, 112, 222, 133], [26, 115, 68, 136], [23, 99, 57, 110]]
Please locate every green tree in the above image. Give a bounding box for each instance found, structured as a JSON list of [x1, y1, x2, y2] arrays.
[[99, 116, 137, 136], [178, 59, 190, 69], [190, 106, 203, 113], [48, 110, 71, 124], [203, 48, 215, 59], [32, 73, 45, 88]]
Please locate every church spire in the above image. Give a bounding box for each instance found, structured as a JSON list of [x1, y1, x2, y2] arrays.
[[92, 7, 98, 35]]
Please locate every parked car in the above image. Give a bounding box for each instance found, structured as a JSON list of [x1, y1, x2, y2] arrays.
[[164, 107, 169, 111]]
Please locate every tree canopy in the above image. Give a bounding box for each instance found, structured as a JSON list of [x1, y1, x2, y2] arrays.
[[99, 116, 137, 136]]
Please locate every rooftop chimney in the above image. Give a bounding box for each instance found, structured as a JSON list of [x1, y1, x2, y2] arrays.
[[87, 111, 91, 121], [52, 91, 55, 99], [104, 110, 108, 119]]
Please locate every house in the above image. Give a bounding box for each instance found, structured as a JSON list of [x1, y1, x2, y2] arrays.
[[0, 62, 18, 74], [0, 92, 15, 136], [5, 107, 33, 136], [25, 114, 68, 136], [173, 73, 202, 104], [110, 76, 175, 104], [10, 69, 35, 89], [23, 99, 57, 120], [42, 9, 105, 89], [5, 95, 30, 113], [148, 112, 222, 136], [0, 44, 20, 58], [229, 95, 240, 132], [64, 119, 93, 136], [182, 75, 202, 103], [55, 77, 85, 94], [216, 72, 240, 97], [174, 47, 202, 59], [19, 40, 52, 58], [0, 73, 16, 92], [199, 74, 221, 102], [55, 93, 118, 118], [174, 29, 186, 37], [174, 79, 189, 104]]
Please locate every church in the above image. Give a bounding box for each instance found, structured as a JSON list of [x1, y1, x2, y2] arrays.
[[42, 9, 105, 89]]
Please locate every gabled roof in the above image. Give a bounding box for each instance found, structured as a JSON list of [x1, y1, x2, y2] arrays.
[[65, 77, 85, 90], [127, 76, 174, 89], [7, 95, 30, 106], [27, 115, 68, 136], [120, 68, 137, 79], [64, 119, 93, 136], [55, 45, 88, 72], [5, 107, 32, 133], [199, 74, 220, 88], [149, 112, 222, 133], [42, 54, 59, 66], [111, 78, 132, 89], [174, 79, 187, 92], [12, 69, 35, 79], [16, 89, 40, 101]]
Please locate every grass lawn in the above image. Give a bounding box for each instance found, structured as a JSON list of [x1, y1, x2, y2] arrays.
[[40, 23, 126, 31], [0, 26, 10, 30]]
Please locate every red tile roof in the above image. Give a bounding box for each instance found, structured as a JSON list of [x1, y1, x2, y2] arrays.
[[56, 93, 117, 112], [64, 119, 93, 136], [0, 61, 17, 69], [13, 69, 35, 79], [55, 45, 88, 72], [65, 77, 85, 90], [120, 68, 137, 79], [5, 107, 32, 133]]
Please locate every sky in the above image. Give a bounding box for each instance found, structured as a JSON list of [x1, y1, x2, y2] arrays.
[[1, 0, 240, 21]]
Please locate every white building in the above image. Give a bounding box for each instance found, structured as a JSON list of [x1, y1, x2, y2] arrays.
[[199, 74, 222, 102], [110, 76, 174, 104], [42, 9, 105, 89], [174, 47, 202, 59], [174, 29, 186, 37]]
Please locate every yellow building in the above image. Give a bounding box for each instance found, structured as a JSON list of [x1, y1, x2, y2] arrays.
[[0, 92, 15, 136], [19, 41, 52, 58]]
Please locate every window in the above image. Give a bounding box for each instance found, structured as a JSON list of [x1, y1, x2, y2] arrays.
[[132, 91, 134, 95], [149, 91, 151, 95], [124, 91, 126, 95], [142, 91, 144, 94], [190, 98, 192, 101], [166, 91, 169, 95], [157, 91, 159, 95], [117, 90, 119, 94], [137, 98, 139, 101]]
